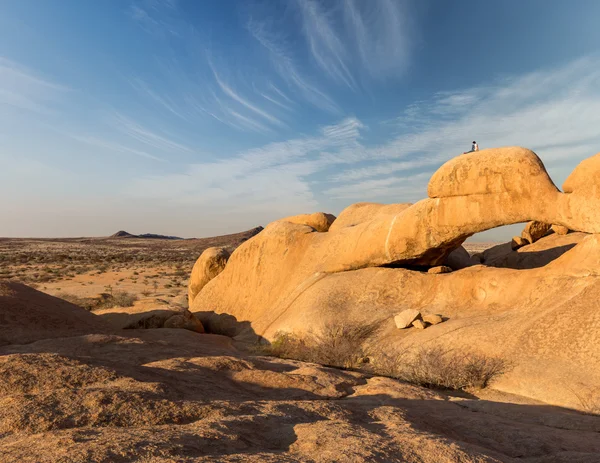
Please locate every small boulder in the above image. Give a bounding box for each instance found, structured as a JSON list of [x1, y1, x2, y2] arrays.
[[428, 266, 452, 274], [511, 236, 529, 250], [412, 319, 427, 330], [552, 224, 570, 236], [394, 309, 421, 329], [521, 221, 552, 244], [422, 314, 443, 325]]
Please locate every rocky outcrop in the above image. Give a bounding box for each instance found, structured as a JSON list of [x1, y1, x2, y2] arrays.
[[188, 246, 231, 305], [190, 147, 600, 410]]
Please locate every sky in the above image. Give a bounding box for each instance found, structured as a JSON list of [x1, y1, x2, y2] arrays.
[[2, 0, 600, 240]]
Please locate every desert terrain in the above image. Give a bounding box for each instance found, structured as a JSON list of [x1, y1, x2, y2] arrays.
[[0, 227, 262, 311], [1, 147, 600, 462]]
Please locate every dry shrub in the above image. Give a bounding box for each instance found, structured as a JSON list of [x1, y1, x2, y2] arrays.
[[266, 321, 380, 369], [110, 290, 138, 307], [371, 346, 509, 390]]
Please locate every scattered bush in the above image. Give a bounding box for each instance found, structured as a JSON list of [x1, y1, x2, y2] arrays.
[[111, 291, 138, 308], [263, 322, 509, 391]]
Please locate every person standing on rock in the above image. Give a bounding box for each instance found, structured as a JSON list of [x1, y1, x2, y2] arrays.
[[464, 141, 479, 154]]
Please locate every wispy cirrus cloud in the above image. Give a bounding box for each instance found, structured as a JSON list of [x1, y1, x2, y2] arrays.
[[247, 16, 341, 113], [125, 56, 600, 227], [69, 134, 167, 162], [211, 66, 286, 129], [110, 113, 193, 153], [0, 57, 69, 115], [296, 0, 356, 89]]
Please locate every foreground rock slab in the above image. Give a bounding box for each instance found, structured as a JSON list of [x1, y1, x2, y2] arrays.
[[1, 328, 599, 463]]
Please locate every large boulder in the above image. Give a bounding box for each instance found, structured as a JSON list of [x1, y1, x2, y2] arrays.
[[188, 247, 230, 305]]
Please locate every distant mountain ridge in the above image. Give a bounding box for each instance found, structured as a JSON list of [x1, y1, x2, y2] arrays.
[[110, 230, 183, 240]]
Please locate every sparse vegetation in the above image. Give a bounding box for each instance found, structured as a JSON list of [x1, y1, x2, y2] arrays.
[[55, 291, 137, 311], [263, 322, 509, 391]]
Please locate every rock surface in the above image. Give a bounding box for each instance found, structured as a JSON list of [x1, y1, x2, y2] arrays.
[[3, 284, 600, 462]]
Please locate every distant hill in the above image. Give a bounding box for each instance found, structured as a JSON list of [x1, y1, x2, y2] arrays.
[[110, 230, 183, 240], [110, 230, 136, 238], [137, 233, 183, 240]]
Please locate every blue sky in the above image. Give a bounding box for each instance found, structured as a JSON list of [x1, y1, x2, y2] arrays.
[[2, 0, 600, 239]]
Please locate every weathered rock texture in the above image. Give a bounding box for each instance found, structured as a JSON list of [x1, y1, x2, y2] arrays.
[[191, 147, 600, 411]]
